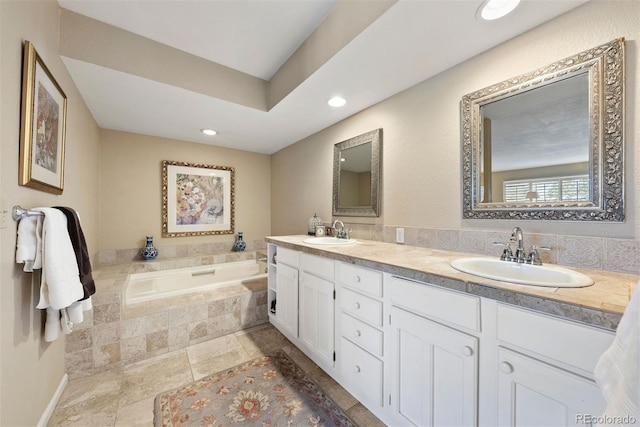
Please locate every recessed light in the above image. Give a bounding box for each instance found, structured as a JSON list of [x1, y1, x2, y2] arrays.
[[478, 0, 520, 20], [327, 96, 346, 108], [201, 129, 217, 136]]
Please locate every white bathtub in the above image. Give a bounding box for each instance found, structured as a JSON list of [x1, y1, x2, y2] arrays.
[[125, 259, 267, 305]]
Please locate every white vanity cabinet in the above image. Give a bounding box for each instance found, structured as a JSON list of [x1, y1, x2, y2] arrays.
[[269, 246, 299, 339], [298, 253, 335, 370], [266, 240, 619, 427], [335, 262, 386, 415], [268, 245, 336, 371], [388, 276, 480, 427], [494, 303, 614, 427]]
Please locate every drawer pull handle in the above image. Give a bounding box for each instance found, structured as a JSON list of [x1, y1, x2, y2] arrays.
[[462, 346, 474, 357], [354, 276, 362, 283], [500, 361, 514, 374], [355, 329, 362, 337], [354, 365, 361, 373], [354, 302, 361, 309]]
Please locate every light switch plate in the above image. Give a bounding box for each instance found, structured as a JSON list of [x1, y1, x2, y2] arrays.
[[396, 228, 405, 244]]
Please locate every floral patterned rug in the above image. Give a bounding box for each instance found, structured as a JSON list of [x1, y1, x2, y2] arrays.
[[154, 350, 356, 427]]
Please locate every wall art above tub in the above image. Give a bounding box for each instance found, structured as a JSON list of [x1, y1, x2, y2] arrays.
[[162, 160, 235, 237]]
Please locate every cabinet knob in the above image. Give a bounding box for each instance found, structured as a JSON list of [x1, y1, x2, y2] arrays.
[[462, 346, 474, 357], [354, 302, 361, 309], [354, 365, 361, 373], [500, 361, 514, 374], [354, 276, 362, 283], [355, 329, 362, 337]]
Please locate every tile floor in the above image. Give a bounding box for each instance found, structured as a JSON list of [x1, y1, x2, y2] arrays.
[[49, 323, 386, 426]]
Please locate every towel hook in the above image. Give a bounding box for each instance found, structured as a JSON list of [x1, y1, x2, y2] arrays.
[[12, 205, 44, 221]]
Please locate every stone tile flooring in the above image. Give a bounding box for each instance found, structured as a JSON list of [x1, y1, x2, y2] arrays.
[[49, 323, 386, 426]]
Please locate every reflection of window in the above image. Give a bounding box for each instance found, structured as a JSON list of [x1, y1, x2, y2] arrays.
[[504, 175, 589, 203]]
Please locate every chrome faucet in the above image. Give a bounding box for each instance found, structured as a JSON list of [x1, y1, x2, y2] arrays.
[[510, 227, 526, 263], [494, 227, 552, 265], [332, 219, 349, 239]]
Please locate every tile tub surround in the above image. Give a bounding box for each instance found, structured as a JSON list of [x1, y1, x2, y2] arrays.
[[97, 238, 267, 265], [266, 235, 639, 330], [64, 251, 268, 379]]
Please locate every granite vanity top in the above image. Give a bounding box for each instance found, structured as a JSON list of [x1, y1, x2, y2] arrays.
[[266, 235, 639, 331]]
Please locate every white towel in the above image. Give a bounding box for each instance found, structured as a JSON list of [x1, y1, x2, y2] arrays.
[[33, 208, 84, 310], [15, 215, 43, 272], [594, 280, 640, 425]]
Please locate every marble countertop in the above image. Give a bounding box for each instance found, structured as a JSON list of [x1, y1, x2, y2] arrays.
[[266, 235, 639, 331]]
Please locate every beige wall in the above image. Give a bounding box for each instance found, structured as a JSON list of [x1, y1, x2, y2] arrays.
[[0, 1, 100, 425], [99, 130, 271, 251], [272, 0, 639, 240]]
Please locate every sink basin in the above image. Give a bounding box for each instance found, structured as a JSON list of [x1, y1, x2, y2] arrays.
[[450, 257, 593, 288], [303, 237, 357, 245]]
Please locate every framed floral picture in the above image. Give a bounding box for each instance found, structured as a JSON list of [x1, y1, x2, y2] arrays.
[[19, 40, 67, 194], [162, 160, 235, 237]]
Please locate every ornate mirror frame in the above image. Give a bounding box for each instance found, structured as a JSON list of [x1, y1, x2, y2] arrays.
[[461, 38, 624, 221], [333, 128, 382, 217]]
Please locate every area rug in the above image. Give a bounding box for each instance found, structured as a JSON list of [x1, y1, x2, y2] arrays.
[[154, 350, 356, 427]]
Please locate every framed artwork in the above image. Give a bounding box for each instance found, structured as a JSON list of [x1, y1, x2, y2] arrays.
[[19, 40, 67, 194], [162, 160, 235, 237]]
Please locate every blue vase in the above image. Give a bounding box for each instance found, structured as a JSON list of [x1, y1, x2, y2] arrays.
[[141, 236, 158, 260], [233, 232, 246, 252]]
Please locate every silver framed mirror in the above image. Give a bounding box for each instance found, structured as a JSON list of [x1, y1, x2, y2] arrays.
[[461, 38, 624, 221], [333, 128, 381, 217]]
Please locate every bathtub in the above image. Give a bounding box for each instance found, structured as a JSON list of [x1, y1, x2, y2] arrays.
[[125, 259, 267, 305]]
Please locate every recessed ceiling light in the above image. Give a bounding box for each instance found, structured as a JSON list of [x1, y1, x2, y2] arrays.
[[327, 96, 346, 108], [201, 129, 218, 136], [478, 0, 520, 20]]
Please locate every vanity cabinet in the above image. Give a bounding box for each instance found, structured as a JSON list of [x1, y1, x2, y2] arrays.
[[298, 253, 335, 370], [388, 276, 479, 427], [266, 240, 618, 427], [268, 245, 336, 370], [495, 303, 614, 427], [335, 262, 386, 414], [269, 246, 299, 339]]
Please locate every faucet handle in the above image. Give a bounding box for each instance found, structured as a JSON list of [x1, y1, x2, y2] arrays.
[[527, 245, 552, 265], [492, 241, 513, 261]]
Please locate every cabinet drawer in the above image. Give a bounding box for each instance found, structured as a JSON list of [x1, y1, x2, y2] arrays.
[[340, 312, 383, 357], [341, 288, 383, 327], [340, 338, 383, 407], [496, 304, 614, 374], [300, 253, 334, 281], [277, 247, 298, 268], [390, 276, 480, 332], [337, 263, 383, 297]]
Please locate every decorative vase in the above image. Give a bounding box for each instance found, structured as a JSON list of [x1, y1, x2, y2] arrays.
[[233, 232, 246, 252], [307, 213, 323, 235], [141, 236, 158, 260]]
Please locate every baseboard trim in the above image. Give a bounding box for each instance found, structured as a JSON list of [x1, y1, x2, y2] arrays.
[[37, 373, 68, 427]]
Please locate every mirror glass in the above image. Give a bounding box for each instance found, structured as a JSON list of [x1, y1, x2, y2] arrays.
[[461, 38, 624, 221], [333, 129, 381, 217]]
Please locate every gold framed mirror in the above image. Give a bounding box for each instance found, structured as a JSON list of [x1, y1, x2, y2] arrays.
[[333, 129, 381, 217], [461, 38, 624, 221]]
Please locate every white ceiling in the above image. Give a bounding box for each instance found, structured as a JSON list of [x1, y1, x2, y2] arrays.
[[57, 0, 588, 155]]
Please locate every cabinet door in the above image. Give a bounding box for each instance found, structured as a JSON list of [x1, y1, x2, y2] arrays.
[[276, 262, 298, 338], [497, 348, 606, 427], [299, 271, 334, 367], [390, 307, 478, 427]]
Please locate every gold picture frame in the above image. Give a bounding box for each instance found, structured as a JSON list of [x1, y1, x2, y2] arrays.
[[19, 40, 67, 194], [162, 160, 235, 237]]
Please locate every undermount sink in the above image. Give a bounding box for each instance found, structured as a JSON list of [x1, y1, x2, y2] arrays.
[[450, 257, 593, 288], [303, 237, 357, 245]]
